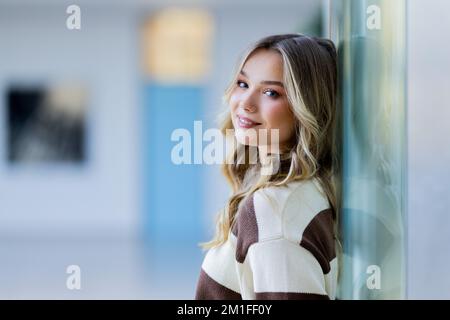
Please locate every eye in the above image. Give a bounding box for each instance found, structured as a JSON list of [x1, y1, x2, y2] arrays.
[[236, 80, 248, 89], [263, 89, 280, 98]]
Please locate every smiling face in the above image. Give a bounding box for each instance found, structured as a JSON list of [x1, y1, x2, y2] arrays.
[[229, 48, 296, 152]]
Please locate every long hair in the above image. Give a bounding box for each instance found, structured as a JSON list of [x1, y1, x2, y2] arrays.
[[201, 34, 339, 249]]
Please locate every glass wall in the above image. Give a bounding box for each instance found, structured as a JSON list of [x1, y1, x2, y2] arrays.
[[330, 0, 407, 299]]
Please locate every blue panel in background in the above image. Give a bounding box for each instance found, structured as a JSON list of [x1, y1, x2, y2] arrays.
[[142, 84, 205, 246]]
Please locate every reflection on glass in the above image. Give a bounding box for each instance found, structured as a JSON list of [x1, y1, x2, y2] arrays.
[[330, 0, 406, 299]]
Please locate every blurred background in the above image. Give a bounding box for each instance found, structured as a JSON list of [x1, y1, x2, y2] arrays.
[[0, 0, 448, 299]]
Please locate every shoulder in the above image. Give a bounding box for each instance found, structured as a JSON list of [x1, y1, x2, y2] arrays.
[[231, 178, 336, 273]]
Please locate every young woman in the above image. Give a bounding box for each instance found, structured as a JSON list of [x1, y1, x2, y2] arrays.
[[195, 34, 340, 300]]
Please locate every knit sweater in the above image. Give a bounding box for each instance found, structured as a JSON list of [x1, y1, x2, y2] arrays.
[[195, 176, 338, 300]]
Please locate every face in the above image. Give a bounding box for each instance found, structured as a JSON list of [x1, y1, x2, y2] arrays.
[[229, 48, 296, 152]]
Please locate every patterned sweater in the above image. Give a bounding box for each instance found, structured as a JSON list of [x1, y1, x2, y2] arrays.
[[195, 176, 338, 300]]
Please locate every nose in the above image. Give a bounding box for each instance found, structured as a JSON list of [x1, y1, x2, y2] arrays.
[[240, 90, 258, 113], [243, 103, 257, 113]]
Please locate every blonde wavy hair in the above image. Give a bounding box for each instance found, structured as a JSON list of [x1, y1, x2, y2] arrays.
[[201, 34, 340, 249]]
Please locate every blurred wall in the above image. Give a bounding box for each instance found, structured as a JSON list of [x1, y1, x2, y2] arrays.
[[407, 0, 450, 299], [0, 6, 141, 237]]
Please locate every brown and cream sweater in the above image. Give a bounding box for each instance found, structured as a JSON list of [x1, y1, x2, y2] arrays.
[[195, 178, 338, 300]]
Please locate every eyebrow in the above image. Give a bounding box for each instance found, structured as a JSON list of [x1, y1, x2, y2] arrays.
[[239, 70, 284, 88]]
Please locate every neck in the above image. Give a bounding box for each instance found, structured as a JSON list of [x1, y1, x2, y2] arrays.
[[257, 145, 276, 166], [257, 145, 291, 176]]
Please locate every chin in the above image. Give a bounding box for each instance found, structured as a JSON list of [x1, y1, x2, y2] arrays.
[[235, 129, 259, 146]]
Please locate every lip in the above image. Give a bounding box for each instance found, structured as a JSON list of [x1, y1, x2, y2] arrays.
[[236, 115, 262, 129]]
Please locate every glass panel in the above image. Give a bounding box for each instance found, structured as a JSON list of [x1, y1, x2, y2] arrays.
[[330, 0, 407, 299]]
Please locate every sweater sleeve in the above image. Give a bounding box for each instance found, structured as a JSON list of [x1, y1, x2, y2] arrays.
[[247, 237, 330, 300]]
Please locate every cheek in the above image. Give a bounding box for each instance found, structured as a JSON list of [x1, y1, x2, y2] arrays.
[[229, 92, 240, 112], [262, 103, 296, 142], [263, 103, 293, 128]]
